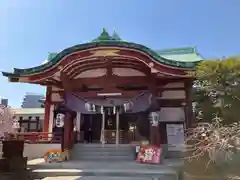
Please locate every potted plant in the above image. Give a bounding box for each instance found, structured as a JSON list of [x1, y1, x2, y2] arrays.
[[0, 106, 27, 171]]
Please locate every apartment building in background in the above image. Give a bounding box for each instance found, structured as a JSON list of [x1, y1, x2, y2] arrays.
[[21, 93, 45, 108]]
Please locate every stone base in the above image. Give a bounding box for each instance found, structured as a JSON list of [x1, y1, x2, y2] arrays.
[[0, 157, 28, 172], [160, 144, 184, 159]]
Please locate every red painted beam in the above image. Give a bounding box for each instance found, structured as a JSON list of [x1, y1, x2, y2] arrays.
[[72, 90, 144, 98]]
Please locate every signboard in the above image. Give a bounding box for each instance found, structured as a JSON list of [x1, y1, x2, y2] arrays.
[[166, 124, 185, 151], [44, 149, 69, 163], [140, 140, 149, 146], [136, 145, 161, 164]]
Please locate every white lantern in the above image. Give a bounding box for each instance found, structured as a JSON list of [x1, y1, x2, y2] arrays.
[[113, 106, 116, 114], [149, 112, 160, 127], [12, 119, 20, 129], [100, 106, 104, 114], [55, 113, 65, 127], [85, 103, 91, 111], [92, 104, 96, 112], [123, 104, 127, 112]]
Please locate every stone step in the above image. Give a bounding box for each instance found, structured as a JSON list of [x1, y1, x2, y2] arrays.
[[72, 156, 134, 161], [72, 144, 135, 161], [27, 159, 182, 180], [73, 146, 133, 151], [75, 144, 132, 148], [72, 149, 132, 155], [74, 149, 133, 154], [29, 169, 178, 180], [32, 176, 160, 180], [71, 154, 134, 161], [73, 155, 134, 161], [0, 171, 177, 180], [72, 155, 134, 160]]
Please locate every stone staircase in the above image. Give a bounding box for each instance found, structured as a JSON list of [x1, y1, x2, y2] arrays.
[[26, 144, 182, 180], [28, 160, 181, 180], [71, 144, 135, 161]]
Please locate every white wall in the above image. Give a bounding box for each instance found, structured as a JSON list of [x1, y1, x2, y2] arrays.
[[161, 90, 186, 99], [159, 107, 185, 122], [14, 114, 44, 120], [163, 82, 184, 88], [0, 143, 61, 160]]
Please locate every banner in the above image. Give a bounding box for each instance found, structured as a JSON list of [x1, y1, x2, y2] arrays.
[[65, 91, 155, 114], [136, 145, 161, 164], [44, 149, 69, 163]]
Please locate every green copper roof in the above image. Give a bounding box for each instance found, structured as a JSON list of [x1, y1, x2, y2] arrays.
[[2, 29, 203, 77], [47, 52, 58, 61], [156, 47, 203, 62]]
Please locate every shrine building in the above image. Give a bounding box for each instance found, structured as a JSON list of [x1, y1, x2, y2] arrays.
[[2, 29, 202, 150]]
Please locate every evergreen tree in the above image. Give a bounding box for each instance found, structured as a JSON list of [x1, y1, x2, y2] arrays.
[[194, 57, 240, 124]]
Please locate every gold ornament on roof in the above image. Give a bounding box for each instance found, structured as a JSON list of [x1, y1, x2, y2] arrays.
[[90, 49, 120, 57], [185, 71, 196, 77], [18, 77, 29, 82]]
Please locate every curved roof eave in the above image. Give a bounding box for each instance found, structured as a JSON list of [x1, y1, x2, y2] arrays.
[[9, 40, 202, 76]]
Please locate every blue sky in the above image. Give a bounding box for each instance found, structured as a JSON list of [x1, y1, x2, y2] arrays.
[[0, 0, 239, 107]]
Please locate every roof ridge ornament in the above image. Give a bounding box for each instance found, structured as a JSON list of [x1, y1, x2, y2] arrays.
[[111, 30, 121, 41], [92, 28, 122, 41], [92, 28, 111, 41]]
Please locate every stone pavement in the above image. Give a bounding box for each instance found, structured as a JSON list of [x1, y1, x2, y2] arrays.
[[0, 158, 182, 180], [37, 176, 160, 180], [27, 158, 181, 180]]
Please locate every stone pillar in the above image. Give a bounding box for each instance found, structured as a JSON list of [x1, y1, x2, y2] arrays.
[[116, 108, 119, 145], [100, 107, 105, 145]]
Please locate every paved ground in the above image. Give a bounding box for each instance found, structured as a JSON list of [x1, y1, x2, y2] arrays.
[[37, 176, 160, 180], [0, 158, 182, 180]]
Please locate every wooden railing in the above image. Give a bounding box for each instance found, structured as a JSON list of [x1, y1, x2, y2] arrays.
[[0, 132, 62, 144]]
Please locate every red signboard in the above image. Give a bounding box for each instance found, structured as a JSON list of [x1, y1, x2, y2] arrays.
[[136, 145, 161, 164]]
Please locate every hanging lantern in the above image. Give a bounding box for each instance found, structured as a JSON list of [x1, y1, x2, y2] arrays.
[[84, 102, 90, 111], [149, 112, 160, 127], [92, 104, 96, 112], [12, 117, 20, 130], [123, 103, 127, 112], [55, 113, 65, 127], [100, 106, 104, 114], [113, 106, 116, 114]]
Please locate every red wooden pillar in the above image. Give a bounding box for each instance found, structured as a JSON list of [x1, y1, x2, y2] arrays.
[[63, 112, 74, 150], [149, 77, 161, 146], [70, 118, 75, 148], [43, 86, 51, 132], [149, 112, 160, 146]]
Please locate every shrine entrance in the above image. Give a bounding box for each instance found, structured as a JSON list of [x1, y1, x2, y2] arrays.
[[81, 114, 102, 143], [78, 109, 145, 144]]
